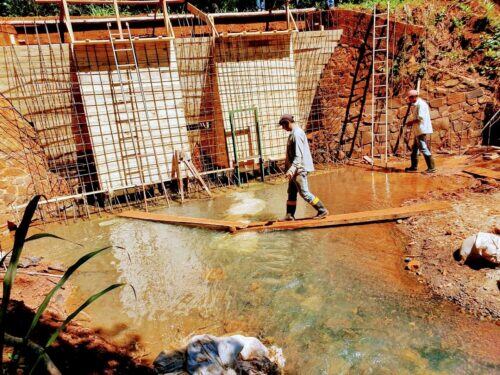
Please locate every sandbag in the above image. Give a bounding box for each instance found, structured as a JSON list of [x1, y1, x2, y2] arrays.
[[459, 232, 500, 265], [154, 334, 284, 375]]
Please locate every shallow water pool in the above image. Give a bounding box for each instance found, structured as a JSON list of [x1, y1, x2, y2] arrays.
[[25, 168, 500, 374]]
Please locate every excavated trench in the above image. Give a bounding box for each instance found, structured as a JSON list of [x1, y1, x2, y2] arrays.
[[24, 167, 500, 373]]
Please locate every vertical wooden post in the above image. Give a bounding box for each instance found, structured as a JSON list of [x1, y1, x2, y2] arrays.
[[113, 0, 124, 39], [286, 1, 290, 30], [61, 0, 75, 43], [172, 151, 184, 203], [162, 0, 175, 38]]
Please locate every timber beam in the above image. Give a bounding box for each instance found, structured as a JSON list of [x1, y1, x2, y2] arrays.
[[36, 0, 181, 43], [118, 201, 452, 233], [186, 2, 219, 37]]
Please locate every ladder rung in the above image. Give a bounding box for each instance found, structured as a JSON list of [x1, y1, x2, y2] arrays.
[[111, 33, 132, 38], [115, 48, 133, 52], [375, 24, 388, 28], [374, 49, 387, 53], [374, 37, 387, 40], [117, 64, 135, 68]]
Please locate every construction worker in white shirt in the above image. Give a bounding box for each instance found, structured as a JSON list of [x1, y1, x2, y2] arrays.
[[279, 114, 329, 221], [405, 89, 437, 173]]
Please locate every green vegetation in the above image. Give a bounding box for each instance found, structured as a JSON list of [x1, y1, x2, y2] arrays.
[[0, 196, 123, 374]]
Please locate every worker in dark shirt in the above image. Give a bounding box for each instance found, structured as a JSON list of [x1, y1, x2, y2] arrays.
[[279, 114, 329, 221]]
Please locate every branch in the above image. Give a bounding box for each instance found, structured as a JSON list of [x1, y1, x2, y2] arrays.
[[4, 333, 61, 375]]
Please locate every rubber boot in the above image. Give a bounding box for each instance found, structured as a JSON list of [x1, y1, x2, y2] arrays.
[[423, 154, 436, 173], [281, 203, 296, 221], [405, 154, 418, 172], [312, 200, 329, 219]]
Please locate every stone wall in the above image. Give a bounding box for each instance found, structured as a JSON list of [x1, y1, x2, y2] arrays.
[[0, 94, 69, 225], [308, 9, 497, 162]]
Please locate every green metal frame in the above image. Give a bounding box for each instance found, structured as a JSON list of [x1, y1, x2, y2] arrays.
[[228, 107, 265, 186]]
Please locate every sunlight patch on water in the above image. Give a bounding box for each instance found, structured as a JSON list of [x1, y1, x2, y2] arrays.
[[225, 191, 266, 218]]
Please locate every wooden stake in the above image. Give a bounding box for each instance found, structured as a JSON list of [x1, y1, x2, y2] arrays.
[[61, 0, 75, 43], [113, 0, 124, 39], [171, 151, 184, 202]]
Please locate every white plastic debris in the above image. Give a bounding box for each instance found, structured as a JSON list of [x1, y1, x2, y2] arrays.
[[459, 232, 500, 265], [230, 335, 269, 360], [154, 334, 285, 374]]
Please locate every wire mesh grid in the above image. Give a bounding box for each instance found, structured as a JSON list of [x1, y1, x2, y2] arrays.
[[0, 10, 348, 220]]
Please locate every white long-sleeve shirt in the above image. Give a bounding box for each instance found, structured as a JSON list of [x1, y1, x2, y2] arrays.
[[413, 98, 433, 135], [285, 126, 315, 174]]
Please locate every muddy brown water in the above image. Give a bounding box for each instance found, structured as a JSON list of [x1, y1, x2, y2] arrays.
[[25, 168, 500, 374]]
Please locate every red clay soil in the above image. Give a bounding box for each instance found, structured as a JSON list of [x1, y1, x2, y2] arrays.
[[1, 268, 154, 374], [400, 184, 499, 320], [396, 154, 500, 320]]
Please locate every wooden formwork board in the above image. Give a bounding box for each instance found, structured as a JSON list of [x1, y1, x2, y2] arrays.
[[216, 34, 298, 163], [118, 201, 451, 233], [74, 39, 190, 191], [463, 164, 500, 180]]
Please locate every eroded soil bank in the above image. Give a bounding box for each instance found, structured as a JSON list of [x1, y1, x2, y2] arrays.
[[400, 182, 499, 319]]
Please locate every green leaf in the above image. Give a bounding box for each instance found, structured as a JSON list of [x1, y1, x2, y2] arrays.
[[29, 283, 124, 375], [0, 250, 12, 267], [25, 233, 83, 247], [0, 195, 42, 368], [23, 247, 111, 342], [47, 283, 124, 347]]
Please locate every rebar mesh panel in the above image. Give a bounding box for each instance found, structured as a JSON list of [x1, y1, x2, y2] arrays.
[[216, 34, 297, 162], [74, 40, 190, 191]]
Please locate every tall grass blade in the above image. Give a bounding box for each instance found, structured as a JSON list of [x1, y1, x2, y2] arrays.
[[0, 250, 12, 268], [25, 233, 82, 247], [0, 195, 41, 369], [23, 247, 111, 341], [29, 283, 124, 375]]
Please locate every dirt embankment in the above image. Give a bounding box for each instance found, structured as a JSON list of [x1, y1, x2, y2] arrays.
[[1, 259, 153, 374], [399, 177, 499, 320]]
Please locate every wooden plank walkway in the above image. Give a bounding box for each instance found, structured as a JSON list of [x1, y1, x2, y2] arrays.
[[117, 210, 246, 232], [463, 165, 500, 180], [118, 201, 451, 233]]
